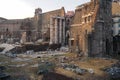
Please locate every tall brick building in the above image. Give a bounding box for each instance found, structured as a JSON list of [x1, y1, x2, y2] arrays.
[[70, 0, 113, 57]]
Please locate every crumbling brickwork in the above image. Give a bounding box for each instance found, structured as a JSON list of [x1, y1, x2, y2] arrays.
[[0, 18, 23, 43], [34, 7, 65, 44], [70, 0, 113, 57]]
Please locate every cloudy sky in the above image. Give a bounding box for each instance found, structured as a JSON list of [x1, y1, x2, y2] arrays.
[[0, 0, 90, 19]]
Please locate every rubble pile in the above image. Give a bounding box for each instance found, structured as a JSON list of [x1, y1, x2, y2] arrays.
[[0, 66, 10, 80], [37, 62, 55, 75], [0, 44, 15, 54], [60, 47, 69, 52], [103, 61, 120, 80], [0, 47, 4, 52], [61, 64, 87, 75]]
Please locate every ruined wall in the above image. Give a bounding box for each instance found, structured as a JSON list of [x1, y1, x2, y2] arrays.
[[0, 19, 23, 40], [70, 0, 98, 55], [70, 0, 113, 57], [112, 1, 120, 55], [33, 8, 42, 39], [65, 11, 74, 45], [35, 7, 65, 41], [20, 18, 38, 42], [50, 17, 65, 45], [91, 0, 113, 56]]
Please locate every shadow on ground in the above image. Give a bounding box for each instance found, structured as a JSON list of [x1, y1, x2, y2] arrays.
[[42, 72, 74, 80]]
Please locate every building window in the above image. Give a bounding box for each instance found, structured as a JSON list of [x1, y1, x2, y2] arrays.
[[88, 16, 91, 22], [71, 40, 74, 46], [6, 28, 8, 32], [85, 17, 87, 23], [112, 19, 114, 23], [119, 19, 120, 22], [118, 30, 120, 34], [119, 24, 120, 27]]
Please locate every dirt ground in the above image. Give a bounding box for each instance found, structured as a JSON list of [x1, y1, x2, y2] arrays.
[[56, 58, 118, 80], [0, 52, 119, 80]]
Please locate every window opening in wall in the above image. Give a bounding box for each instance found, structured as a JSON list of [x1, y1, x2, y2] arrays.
[[119, 19, 120, 22], [88, 16, 91, 22], [85, 7, 87, 11], [71, 40, 74, 46], [118, 30, 120, 34], [85, 17, 87, 23], [6, 28, 8, 32], [112, 19, 114, 23], [119, 24, 120, 27]]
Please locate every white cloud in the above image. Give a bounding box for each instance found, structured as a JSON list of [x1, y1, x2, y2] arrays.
[[0, 0, 34, 19], [0, 0, 90, 19]]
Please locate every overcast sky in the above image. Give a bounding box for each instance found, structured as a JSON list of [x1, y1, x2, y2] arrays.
[[0, 0, 90, 19]]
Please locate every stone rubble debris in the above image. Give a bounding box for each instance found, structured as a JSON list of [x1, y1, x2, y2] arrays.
[[0, 66, 10, 80], [102, 62, 120, 79], [60, 47, 69, 52], [37, 62, 55, 75], [61, 64, 87, 75], [105, 67, 120, 79], [0, 43, 15, 54], [88, 68, 94, 74]]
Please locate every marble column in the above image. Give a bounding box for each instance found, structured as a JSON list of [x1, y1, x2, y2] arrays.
[[62, 19, 65, 46], [50, 17, 53, 44], [55, 18, 58, 44], [59, 18, 62, 44]]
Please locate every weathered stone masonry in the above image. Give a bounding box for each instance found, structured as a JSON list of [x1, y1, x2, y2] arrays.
[[50, 17, 65, 45], [70, 0, 113, 57], [34, 7, 65, 44]]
